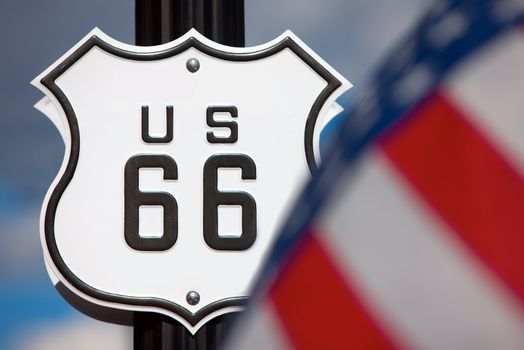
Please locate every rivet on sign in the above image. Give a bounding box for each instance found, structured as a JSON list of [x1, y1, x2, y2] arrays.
[[186, 58, 200, 73], [186, 291, 200, 305]]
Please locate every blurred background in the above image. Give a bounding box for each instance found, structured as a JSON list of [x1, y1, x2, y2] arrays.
[[0, 0, 430, 348]]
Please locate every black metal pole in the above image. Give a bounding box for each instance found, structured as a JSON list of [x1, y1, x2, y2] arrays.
[[133, 312, 232, 350], [133, 0, 244, 349], [136, 0, 244, 47]]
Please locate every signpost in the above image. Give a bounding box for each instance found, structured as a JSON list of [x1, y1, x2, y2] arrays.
[[134, 1, 245, 348], [33, 1, 350, 348]]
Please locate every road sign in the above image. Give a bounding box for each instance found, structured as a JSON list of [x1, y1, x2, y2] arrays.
[[33, 28, 350, 333]]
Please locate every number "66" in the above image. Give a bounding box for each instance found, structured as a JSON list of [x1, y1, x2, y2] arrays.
[[124, 154, 257, 252]]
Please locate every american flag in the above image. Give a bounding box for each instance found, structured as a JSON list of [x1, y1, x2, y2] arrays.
[[226, 0, 524, 349]]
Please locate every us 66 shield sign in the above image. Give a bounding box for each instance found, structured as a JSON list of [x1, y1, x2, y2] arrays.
[[33, 28, 350, 333]]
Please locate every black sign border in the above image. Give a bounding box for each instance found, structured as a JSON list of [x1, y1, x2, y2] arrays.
[[41, 33, 342, 327]]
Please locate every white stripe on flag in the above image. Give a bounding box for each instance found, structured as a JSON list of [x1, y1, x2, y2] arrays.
[[317, 149, 524, 350], [446, 28, 524, 176], [225, 302, 290, 350]]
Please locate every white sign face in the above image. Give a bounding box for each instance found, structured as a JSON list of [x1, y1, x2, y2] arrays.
[[33, 28, 350, 333]]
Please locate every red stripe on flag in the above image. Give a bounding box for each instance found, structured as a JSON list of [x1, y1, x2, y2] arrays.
[[269, 232, 398, 350], [381, 91, 524, 303]]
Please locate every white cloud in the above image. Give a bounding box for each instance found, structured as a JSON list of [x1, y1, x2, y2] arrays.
[[0, 207, 44, 280], [246, 0, 433, 86], [11, 318, 132, 350]]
